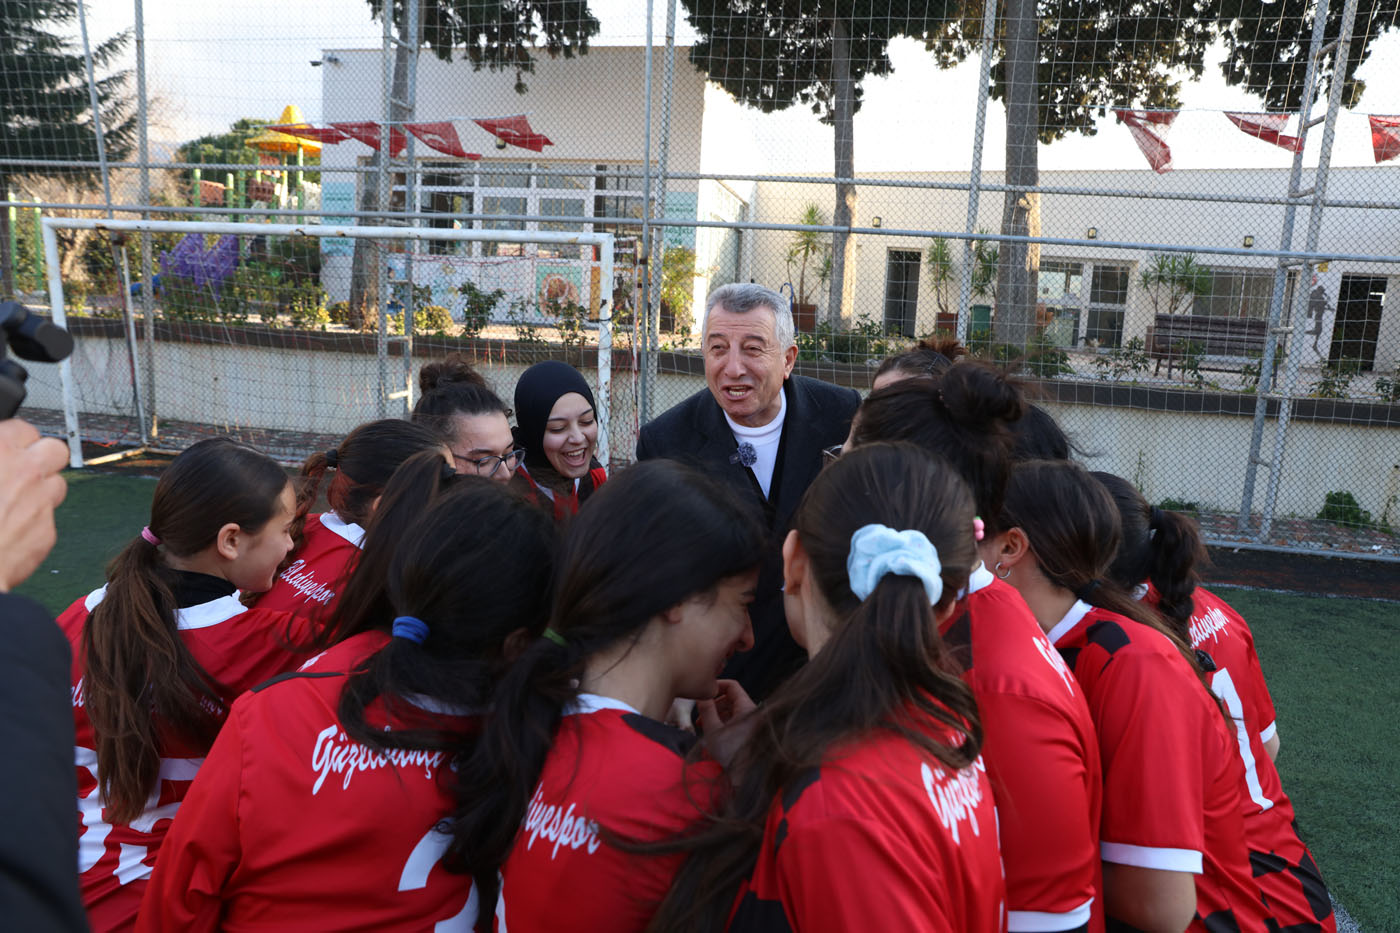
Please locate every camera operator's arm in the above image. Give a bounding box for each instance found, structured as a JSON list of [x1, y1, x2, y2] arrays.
[[0, 419, 86, 931], [0, 418, 68, 592]]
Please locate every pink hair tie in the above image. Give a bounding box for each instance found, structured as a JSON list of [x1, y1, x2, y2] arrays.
[[140, 526, 161, 546], [972, 517, 986, 542]]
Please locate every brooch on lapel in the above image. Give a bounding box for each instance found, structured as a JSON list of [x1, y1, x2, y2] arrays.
[[730, 442, 758, 468]]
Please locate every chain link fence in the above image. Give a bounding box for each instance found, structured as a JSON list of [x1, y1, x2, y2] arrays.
[[3, 0, 1398, 559]]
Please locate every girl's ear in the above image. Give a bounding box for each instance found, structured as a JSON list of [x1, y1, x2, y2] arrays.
[[501, 627, 533, 662], [213, 522, 241, 562], [997, 526, 1033, 570], [781, 529, 806, 598]]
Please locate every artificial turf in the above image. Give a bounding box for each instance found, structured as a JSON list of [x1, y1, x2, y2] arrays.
[[1219, 586, 1400, 932], [13, 473, 1398, 930]]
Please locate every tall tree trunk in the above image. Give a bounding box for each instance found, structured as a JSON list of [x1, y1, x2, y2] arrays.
[[0, 174, 15, 299], [995, 0, 1040, 350], [828, 15, 857, 327], [347, 6, 417, 329]]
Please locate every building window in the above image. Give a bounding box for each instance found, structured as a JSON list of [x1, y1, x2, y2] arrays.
[[883, 249, 921, 338], [1039, 259, 1085, 347], [1193, 268, 1276, 320], [1085, 264, 1131, 348]]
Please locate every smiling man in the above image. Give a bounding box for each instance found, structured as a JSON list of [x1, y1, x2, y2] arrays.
[[636, 283, 859, 699]]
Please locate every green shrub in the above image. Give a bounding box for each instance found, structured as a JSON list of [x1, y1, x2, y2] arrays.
[[1316, 491, 1373, 528], [457, 281, 505, 338], [415, 304, 453, 336], [1091, 337, 1149, 382], [1158, 498, 1200, 513]]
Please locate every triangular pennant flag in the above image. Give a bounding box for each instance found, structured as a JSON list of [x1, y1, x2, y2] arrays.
[[405, 121, 481, 160], [268, 123, 349, 145], [1368, 115, 1400, 164], [1114, 109, 1179, 173], [473, 115, 553, 152], [330, 121, 407, 156], [1224, 112, 1303, 153]]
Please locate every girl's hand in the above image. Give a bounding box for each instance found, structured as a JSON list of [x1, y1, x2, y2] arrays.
[[698, 680, 759, 768]]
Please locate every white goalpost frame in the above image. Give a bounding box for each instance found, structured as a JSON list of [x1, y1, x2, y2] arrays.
[[40, 217, 616, 470]]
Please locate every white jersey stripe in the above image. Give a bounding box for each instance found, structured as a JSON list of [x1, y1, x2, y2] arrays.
[[1101, 840, 1203, 873], [1008, 896, 1095, 931]]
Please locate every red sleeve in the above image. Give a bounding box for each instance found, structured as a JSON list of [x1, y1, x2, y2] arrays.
[[775, 817, 955, 932], [1239, 629, 1278, 741], [979, 690, 1099, 925], [1091, 649, 1207, 874], [135, 703, 247, 932]]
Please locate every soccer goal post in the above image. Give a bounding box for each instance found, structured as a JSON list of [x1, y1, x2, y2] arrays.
[[39, 217, 617, 470]]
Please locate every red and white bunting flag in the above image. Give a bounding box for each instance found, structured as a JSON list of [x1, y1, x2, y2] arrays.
[[404, 121, 481, 160], [473, 115, 553, 152], [1114, 109, 1179, 173], [1369, 115, 1400, 164], [268, 123, 349, 145], [330, 121, 407, 156], [1224, 112, 1303, 153]]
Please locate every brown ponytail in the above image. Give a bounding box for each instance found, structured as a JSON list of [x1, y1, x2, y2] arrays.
[[81, 438, 288, 823]]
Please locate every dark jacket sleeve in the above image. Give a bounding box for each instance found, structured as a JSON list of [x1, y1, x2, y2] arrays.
[[0, 594, 88, 933]]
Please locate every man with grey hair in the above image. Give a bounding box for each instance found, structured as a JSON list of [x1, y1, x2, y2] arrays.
[[636, 283, 859, 699]]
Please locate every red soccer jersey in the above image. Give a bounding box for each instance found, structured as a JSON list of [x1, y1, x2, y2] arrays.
[[728, 705, 1006, 933], [1048, 602, 1268, 932], [1153, 585, 1335, 932], [946, 566, 1103, 932], [511, 464, 607, 522], [493, 694, 720, 932], [251, 511, 363, 621], [137, 629, 481, 932], [60, 583, 308, 933]]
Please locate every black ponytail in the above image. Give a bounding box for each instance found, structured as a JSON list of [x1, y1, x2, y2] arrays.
[[1093, 471, 1209, 641], [449, 460, 766, 908]]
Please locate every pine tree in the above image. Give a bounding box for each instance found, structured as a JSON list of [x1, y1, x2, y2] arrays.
[[0, 0, 135, 299]]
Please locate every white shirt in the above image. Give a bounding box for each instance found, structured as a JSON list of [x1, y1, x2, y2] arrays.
[[724, 389, 786, 499]]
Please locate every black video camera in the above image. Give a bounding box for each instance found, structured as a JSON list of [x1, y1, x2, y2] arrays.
[[0, 301, 75, 420]]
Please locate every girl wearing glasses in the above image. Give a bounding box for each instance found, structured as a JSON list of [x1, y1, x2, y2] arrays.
[[412, 355, 522, 483], [253, 418, 445, 625], [512, 360, 607, 521]]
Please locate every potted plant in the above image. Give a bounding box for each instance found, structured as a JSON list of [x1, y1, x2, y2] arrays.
[[785, 204, 830, 332]]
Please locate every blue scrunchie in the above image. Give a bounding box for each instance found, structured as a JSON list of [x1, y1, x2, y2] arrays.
[[391, 615, 429, 644], [846, 524, 944, 605]]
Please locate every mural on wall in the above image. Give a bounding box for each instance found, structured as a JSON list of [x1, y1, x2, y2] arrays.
[[383, 253, 594, 322], [1301, 263, 1342, 368], [537, 262, 584, 309]]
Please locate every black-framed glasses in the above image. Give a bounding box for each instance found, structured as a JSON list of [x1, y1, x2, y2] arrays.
[[821, 444, 843, 464], [456, 448, 526, 477]]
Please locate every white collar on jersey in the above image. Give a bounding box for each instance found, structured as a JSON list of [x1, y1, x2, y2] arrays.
[[1046, 599, 1094, 647], [564, 692, 642, 717], [83, 584, 248, 631], [321, 510, 366, 548], [402, 692, 479, 717], [956, 562, 996, 600]]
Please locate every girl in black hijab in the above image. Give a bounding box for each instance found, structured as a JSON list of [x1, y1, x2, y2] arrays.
[[512, 360, 608, 521]]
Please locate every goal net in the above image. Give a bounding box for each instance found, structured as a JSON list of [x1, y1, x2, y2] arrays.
[[33, 218, 621, 469]]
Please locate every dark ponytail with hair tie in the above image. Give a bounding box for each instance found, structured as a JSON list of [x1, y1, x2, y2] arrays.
[[324, 448, 340, 468], [1149, 506, 1165, 531]]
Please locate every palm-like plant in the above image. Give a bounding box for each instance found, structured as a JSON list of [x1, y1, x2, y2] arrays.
[[785, 204, 830, 306], [926, 237, 955, 316], [1141, 253, 1212, 315]]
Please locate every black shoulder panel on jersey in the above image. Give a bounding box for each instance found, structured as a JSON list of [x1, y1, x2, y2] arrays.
[[1085, 618, 1131, 656], [780, 766, 821, 812], [621, 712, 698, 757], [1059, 646, 1082, 673], [728, 889, 793, 933], [251, 670, 342, 693], [943, 610, 973, 672], [1199, 909, 1242, 933]]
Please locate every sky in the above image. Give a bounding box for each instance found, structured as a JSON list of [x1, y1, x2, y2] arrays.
[[74, 0, 1400, 173]]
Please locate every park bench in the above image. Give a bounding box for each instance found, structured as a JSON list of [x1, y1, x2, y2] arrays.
[[1145, 313, 1268, 377]]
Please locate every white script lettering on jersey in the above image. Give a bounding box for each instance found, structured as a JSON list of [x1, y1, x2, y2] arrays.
[[1033, 633, 1078, 696], [310, 725, 445, 795], [72, 677, 85, 707], [1189, 605, 1232, 648], [279, 559, 338, 606], [522, 785, 602, 859], [921, 757, 987, 846]]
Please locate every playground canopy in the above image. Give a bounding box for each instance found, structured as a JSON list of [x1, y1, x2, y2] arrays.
[[246, 104, 322, 155]]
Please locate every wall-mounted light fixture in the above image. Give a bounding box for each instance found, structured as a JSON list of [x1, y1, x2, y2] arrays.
[[1086, 227, 1098, 240], [310, 54, 341, 67], [871, 216, 882, 228], [495, 137, 508, 150], [1243, 235, 1255, 248]]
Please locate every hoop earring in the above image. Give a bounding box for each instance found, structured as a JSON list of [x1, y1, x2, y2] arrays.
[[994, 561, 1011, 580]]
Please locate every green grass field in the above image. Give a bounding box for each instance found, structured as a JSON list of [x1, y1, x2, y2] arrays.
[[16, 472, 1399, 931]]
